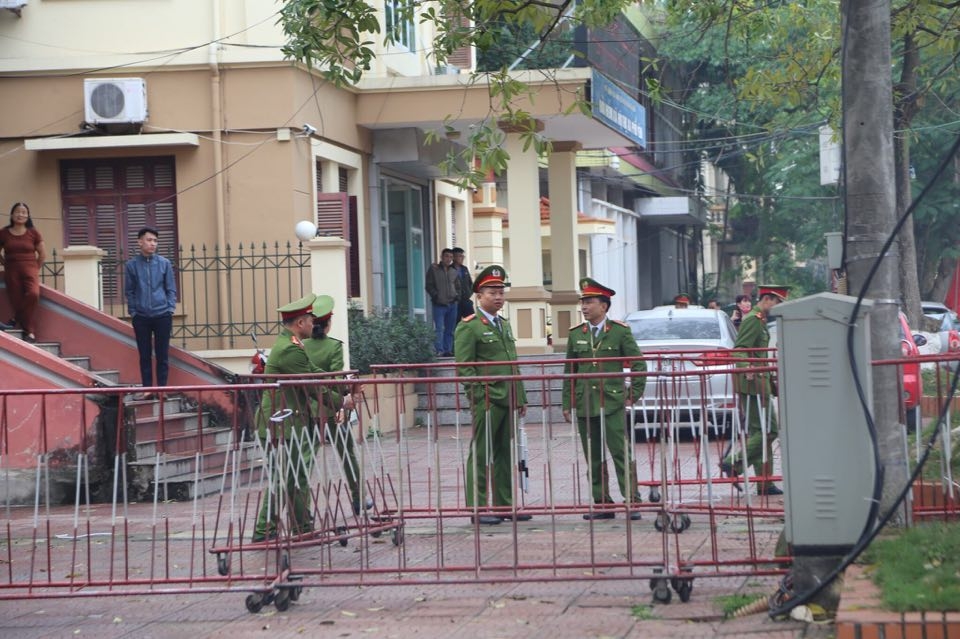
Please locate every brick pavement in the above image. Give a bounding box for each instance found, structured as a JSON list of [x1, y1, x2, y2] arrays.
[[0, 426, 836, 638]]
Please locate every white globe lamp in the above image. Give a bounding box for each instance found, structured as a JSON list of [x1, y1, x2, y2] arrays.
[[294, 220, 317, 242]]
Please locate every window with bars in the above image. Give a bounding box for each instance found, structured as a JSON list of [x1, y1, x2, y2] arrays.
[[60, 156, 179, 302]]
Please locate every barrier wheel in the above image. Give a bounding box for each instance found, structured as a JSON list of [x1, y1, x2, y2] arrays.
[[371, 527, 383, 538], [217, 553, 230, 576], [653, 512, 671, 532], [670, 514, 691, 534], [245, 593, 264, 613], [263, 591, 275, 606], [392, 527, 404, 546], [677, 580, 693, 603], [337, 526, 349, 547], [648, 488, 661, 503], [290, 586, 302, 602], [652, 580, 672, 604], [274, 588, 291, 612]]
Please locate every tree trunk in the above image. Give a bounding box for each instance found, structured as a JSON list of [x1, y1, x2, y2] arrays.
[[842, 0, 905, 526], [894, 32, 923, 328]]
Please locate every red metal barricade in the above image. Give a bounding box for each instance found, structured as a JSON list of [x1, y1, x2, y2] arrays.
[[0, 350, 954, 612]]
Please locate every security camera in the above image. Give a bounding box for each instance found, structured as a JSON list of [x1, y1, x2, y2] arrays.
[[301, 123, 317, 136]]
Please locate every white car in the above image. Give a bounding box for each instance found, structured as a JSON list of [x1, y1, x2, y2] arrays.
[[623, 307, 740, 436]]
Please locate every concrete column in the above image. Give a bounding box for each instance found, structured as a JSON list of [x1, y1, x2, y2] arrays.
[[503, 128, 551, 353], [547, 143, 582, 351], [307, 237, 352, 368], [62, 246, 105, 310], [319, 159, 339, 193]]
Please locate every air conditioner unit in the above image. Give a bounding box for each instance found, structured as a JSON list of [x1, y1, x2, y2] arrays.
[[83, 78, 148, 125], [0, 1, 28, 11]]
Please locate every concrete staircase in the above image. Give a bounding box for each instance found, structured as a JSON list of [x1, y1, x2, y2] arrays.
[[5, 325, 259, 502], [124, 395, 262, 501], [415, 354, 567, 427]]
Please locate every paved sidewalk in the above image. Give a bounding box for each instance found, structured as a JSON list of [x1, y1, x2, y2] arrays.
[[0, 427, 834, 638]]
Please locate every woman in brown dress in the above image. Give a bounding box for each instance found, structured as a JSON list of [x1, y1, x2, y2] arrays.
[[0, 202, 46, 343]]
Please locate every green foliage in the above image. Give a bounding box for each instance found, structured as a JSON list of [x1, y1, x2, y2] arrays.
[[862, 522, 960, 612], [629, 603, 656, 619], [278, 0, 631, 189], [714, 593, 763, 618], [347, 305, 435, 375]]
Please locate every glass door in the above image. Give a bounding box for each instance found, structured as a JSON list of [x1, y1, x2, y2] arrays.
[[380, 178, 426, 319]]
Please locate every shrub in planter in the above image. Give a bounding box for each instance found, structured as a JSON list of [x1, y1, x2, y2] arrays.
[[348, 305, 436, 375]]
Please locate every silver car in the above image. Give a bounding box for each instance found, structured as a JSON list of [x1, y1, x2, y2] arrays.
[[623, 307, 740, 435]]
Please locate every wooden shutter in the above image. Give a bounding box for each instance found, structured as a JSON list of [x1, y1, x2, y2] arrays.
[[348, 196, 360, 297], [60, 157, 179, 303]]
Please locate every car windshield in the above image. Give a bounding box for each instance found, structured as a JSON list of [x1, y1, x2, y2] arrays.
[[628, 318, 721, 341]]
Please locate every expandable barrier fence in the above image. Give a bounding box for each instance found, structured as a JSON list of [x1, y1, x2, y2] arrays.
[[0, 351, 955, 613]]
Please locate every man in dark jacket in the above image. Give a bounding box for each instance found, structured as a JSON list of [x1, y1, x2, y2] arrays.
[[452, 247, 473, 320], [425, 248, 459, 356], [124, 226, 177, 400]]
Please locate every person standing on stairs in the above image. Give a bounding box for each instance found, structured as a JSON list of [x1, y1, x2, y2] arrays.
[[124, 226, 177, 401], [0, 202, 46, 343]]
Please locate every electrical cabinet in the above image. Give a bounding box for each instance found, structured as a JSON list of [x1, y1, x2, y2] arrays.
[[774, 293, 876, 554]]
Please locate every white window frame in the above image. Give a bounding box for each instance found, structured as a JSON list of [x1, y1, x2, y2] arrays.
[[385, 0, 416, 51]]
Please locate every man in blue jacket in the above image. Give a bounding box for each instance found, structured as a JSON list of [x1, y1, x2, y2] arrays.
[[124, 226, 177, 400]]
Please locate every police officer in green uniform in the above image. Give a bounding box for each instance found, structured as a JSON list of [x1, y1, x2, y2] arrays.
[[562, 278, 647, 520], [303, 294, 368, 516], [720, 284, 789, 495], [252, 293, 330, 541], [454, 265, 529, 525]]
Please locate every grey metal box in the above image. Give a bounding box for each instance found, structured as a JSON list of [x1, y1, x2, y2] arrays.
[[774, 293, 876, 552]]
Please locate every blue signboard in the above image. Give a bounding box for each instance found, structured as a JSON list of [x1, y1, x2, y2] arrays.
[[591, 70, 646, 148]]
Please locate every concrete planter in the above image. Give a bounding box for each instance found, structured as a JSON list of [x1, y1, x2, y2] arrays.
[[359, 373, 417, 435]]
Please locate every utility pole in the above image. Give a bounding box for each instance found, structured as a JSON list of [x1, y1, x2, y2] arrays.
[[840, 0, 905, 524], [789, 0, 905, 613]]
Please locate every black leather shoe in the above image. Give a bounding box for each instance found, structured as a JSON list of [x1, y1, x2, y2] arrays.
[[352, 497, 374, 516], [582, 511, 616, 521], [719, 462, 743, 492], [757, 485, 784, 496], [500, 513, 532, 522], [628, 510, 642, 521], [470, 515, 502, 525]]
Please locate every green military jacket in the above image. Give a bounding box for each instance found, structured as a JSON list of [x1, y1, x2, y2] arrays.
[[562, 320, 646, 417], [733, 306, 773, 395], [255, 328, 325, 437], [304, 335, 350, 423], [454, 312, 527, 408]]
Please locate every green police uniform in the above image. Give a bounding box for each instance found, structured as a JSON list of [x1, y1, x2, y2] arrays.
[[563, 279, 647, 507], [724, 291, 783, 494], [253, 294, 327, 541], [303, 333, 363, 511], [454, 265, 527, 510]]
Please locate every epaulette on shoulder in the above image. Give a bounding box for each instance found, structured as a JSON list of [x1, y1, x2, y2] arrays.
[[610, 319, 629, 327], [570, 321, 587, 332], [462, 314, 476, 322]]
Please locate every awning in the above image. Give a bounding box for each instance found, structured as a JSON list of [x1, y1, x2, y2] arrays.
[[25, 133, 199, 151]]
